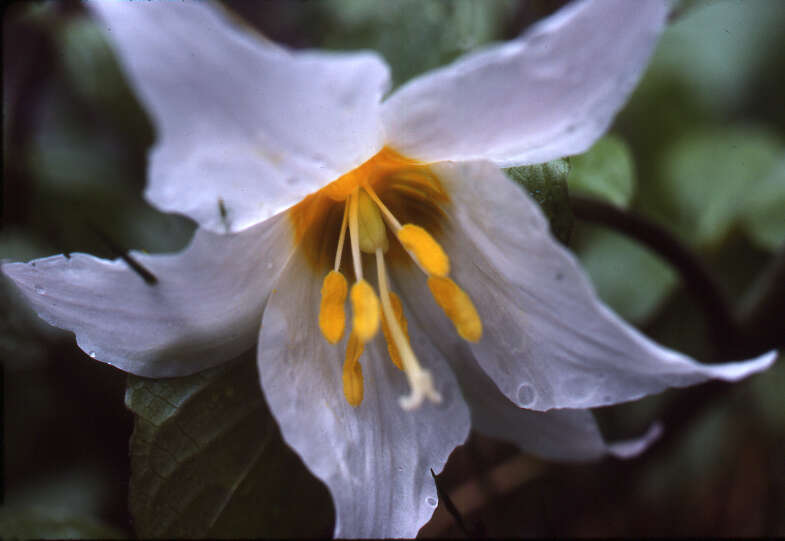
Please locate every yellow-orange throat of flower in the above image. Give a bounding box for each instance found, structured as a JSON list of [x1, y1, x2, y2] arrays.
[[289, 147, 482, 410]]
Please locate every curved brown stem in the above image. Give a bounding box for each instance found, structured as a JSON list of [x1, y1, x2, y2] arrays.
[[569, 196, 741, 358]]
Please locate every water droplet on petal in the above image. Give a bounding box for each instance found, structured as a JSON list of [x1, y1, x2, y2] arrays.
[[426, 497, 437, 507], [88, 351, 97, 358], [517, 383, 536, 407], [34, 285, 45, 294]]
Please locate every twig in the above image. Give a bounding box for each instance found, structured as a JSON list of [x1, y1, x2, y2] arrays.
[[430, 468, 475, 538], [423, 456, 544, 537], [87, 223, 158, 285]]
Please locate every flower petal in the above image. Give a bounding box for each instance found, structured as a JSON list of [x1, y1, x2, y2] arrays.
[[382, 0, 668, 166], [1, 215, 293, 377], [389, 255, 662, 461], [450, 347, 662, 460], [88, 0, 390, 233], [424, 160, 776, 411], [257, 250, 470, 538]]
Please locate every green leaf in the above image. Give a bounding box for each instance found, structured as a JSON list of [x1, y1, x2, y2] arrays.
[[568, 135, 636, 208], [647, 0, 785, 114], [505, 159, 573, 245], [659, 126, 785, 248], [739, 158, 785, 252], [318, 0, 516, 87], [574, 226, 677, 324], [126, 354, 333, 538], [0, 506, 126, 540]]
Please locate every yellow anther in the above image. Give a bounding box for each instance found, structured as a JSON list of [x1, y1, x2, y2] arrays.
[[357, 189, 388, 254], [342, 332, 364, 407], [397, 224, 449, 277], [318, 270, 348, 344], [427, 276, 482, 342], [350, 279, 380, 342], [381, 292, 409, 371]]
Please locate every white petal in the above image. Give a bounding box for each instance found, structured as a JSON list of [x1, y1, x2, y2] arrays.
[[389, 258, 661, 462], [1, 215, 293, 377], [257, 250, 470, 538], [605, 422, 663, 459], [88, 0, 390, 233], [443, 336, 661, 461], [425, 160, 776, 411], [382, 0, 668, 166]]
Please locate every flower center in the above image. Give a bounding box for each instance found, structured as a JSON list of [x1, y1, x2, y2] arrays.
[[289, 147, 482, 410]]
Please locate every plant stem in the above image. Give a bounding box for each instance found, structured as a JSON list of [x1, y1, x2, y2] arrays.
[[569, 196, 740, 358]]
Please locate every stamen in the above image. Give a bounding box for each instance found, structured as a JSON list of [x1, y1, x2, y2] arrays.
[[376, 248, 442, 410], [350, 279, 380, 343], [363, 183, 447, 277], [380, 291, 408, 371], [334, 199, 349, 272], [397, 224, 450, 278], [342, 332, 364, 406], [319, 270, 348, 344], [348, 188, 363, 281], [427, 276, 482, 342]]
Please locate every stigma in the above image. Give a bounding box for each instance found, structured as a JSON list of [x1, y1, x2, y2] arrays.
[[292, 148, 482, 410]]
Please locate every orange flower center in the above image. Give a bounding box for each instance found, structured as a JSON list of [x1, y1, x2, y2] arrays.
[[287, 147, 482, 410]]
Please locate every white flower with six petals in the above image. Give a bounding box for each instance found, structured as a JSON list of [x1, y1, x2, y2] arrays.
[[2, 0, 776, 537]]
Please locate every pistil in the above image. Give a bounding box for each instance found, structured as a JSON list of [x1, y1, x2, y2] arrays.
[[376, 248, 442, 410], [334, 199, 349, 272]]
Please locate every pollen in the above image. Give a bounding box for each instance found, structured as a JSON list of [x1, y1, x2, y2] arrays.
[[318, 270, 348, 344], [427, 276, 483, 342], [350, 279, 380, 343], [343, 332, 364, 407], [397, 224, 449, 277]]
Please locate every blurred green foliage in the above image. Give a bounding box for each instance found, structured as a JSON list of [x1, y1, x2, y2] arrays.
[[0, 506, 126, 540], [227, 0, 519, 88], [660, 127, 784, 249], [576, 226, 676, 324], [568, 135, 636, 208]]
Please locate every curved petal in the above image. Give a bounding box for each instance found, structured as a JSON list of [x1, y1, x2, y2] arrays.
[[452, 348, 663, 461], [88, 0, 390, 233], [1, 215, 293, 377], [405, 160, 776, 411], [382, 0, 668, 166], [257, 250, 470, 538], [389, 262, 661, 461]]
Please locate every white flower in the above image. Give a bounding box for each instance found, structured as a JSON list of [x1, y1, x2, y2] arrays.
[[2, 0, 776, 537]]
